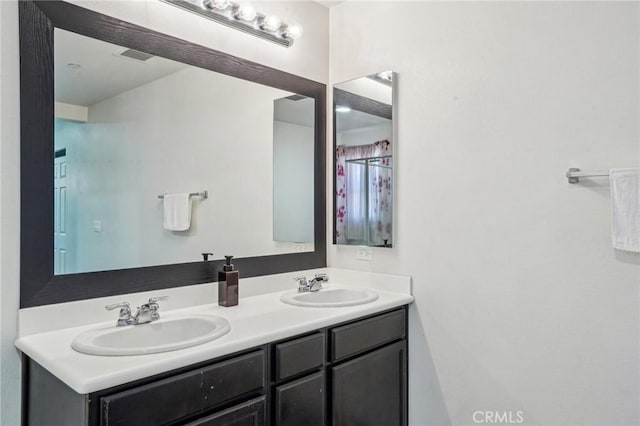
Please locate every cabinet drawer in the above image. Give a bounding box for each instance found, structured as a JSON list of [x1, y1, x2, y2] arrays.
[[330, 309, 405, 362], [274, 333, 324, 382], [101, 350, 264, 426], [184, 396, 266, 426]]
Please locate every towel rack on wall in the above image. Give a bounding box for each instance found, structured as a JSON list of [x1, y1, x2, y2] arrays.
[[158, 190, 208, 199], [566, 168, 610, 184]]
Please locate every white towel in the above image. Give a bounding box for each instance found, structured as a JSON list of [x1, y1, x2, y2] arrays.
[[163, 193, 192, 231], [610, 168, 640, 252]]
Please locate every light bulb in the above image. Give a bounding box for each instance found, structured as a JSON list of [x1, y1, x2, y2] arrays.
[[376, 70, 393, 82], [283, 23, 303, 40], [236, 3, 257, 21], [204, 0, 230, 10], [261, 15, 282, 32]]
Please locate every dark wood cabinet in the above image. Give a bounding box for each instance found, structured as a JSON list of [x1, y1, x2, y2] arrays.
[[274, 372, 325, 426], [25, 306, 408, 426], [184, 397, 266, 426], [330, 309, 405, 362], [271, 332, 326, 426], [331, 341, 407, 426], [274, 333, 325, 382], [101, 351, 264, 426]]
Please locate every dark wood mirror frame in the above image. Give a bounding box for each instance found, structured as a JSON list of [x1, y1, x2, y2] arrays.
[[19, 0, 326, 308]]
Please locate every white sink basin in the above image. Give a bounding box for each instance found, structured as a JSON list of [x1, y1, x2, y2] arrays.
[[280, 287, 378, 307], [71, 314, 231, 356]]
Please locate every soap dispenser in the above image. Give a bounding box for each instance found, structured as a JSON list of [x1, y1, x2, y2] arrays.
[[218, 255, 239, 307]]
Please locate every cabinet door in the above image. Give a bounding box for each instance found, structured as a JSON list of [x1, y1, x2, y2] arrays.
[[274, 372, 324, 426], [331, 341, 406, 426], [184, 396, 265, 426]]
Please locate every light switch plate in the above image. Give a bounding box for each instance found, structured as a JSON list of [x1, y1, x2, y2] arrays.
[[93, 220, 102, 232], [356, 246, 373, 261]]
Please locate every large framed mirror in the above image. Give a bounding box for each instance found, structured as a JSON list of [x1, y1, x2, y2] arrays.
[[20, 1, 326, 307], [333, 71, 394, 248]]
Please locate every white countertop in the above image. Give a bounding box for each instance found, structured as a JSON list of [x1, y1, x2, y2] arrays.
[[16, 280, 412, 394]]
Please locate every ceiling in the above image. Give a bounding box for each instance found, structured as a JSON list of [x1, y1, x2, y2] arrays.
[[274, 97, 315, 127], [55, 29, 187, 107], [336, 108, 389, 133], [273, 96, 389, 133], [55, 21, 379, 133], [313, 1, 345, 8]]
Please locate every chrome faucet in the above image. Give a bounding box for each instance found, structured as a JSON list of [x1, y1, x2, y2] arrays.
[[294, 274, 329, 293], [135, 296, 169, 324], [105, 296, 169, 327], [105, 302, 135, 326]]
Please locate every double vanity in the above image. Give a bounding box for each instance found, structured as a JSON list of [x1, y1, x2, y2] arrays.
[[16, 2, 406, 425], [17, 270, 413, 426]]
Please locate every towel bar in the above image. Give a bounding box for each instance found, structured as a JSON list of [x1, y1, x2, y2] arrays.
[[158, 191, 208, 199], [566, 168, 610, 184]]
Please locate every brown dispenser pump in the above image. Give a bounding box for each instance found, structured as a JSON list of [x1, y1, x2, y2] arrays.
[[218, 255, 239, 307]]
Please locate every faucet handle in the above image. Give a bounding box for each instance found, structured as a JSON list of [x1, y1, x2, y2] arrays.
[[294, 276, 311, 292], [148, 296, 169, 304], [106, 302, 133, 326], [105, 302, 131, 311], [146, 296, 168, 322], [313, 273, 329, 282]]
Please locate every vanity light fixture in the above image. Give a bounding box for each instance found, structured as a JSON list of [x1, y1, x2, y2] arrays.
[[376, 71, 393, 82], [206, 0, 230, 10], [335, 105, 351, 113], [260, 15, 282, 32], [235, 3, 257, 22], [281, 23, 303, 40], [369, 70, 393, 86], [161, 0, 302, 47]]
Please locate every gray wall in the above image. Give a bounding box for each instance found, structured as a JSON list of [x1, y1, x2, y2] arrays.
[[0, 2, 21, 424], [329, 2, 639, 426]]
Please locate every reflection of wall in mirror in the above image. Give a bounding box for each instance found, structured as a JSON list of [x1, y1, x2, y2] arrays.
[[54, 66, 314, 274], [273, 120, 314, 243]]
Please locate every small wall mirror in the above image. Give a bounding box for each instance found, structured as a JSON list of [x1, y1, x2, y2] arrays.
[[333, 71, 394, 248]]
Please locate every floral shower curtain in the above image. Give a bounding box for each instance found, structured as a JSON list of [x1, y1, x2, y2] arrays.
[[368, 157, 392, 245], [335, 140, 392, 245]]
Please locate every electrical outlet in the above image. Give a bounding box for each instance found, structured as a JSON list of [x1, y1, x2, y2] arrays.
[[293, 243, 305, 252], [356, 246, 373, 261]]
